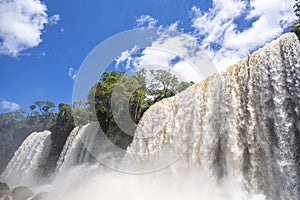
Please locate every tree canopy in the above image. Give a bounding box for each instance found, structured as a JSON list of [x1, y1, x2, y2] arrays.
[[291, 0, 300, 38], [0, 100, 75, 174], [0, 68, 193, 173], [87, 69, 193, 149]]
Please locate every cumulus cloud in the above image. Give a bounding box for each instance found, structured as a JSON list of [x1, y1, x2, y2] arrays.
[[68, 67, 78, 80], [136, 15, 158, 28], [0, 100, 21, 111], [167, 21, 181, 32], [117, 1, 295, 84], [191, 0, 296, 69], [192, 0, 247, 47], [114, 31, 216, 83], [135, 48, 176, 68], [115, 45, 138, 69], [0, 0, 60, 57]]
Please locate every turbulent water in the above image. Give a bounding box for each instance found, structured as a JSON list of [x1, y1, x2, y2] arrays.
[[128, 33, 300, 199], [0, 131, 52, 187], [56, 122, 100, 175], [1, 33, 299, 200]]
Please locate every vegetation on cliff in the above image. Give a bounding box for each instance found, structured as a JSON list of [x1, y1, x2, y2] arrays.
[[88, 69, 193, 149], [0, 69, 192, 174], [291, 0, 300, 38]]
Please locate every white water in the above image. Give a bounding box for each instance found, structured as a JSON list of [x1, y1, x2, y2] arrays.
[[47, 162, 265, 200], [56, 122, 100, 175], [128, 33, 300, 199], [1, 33, 299, 200], [0, 131, 52, 187]]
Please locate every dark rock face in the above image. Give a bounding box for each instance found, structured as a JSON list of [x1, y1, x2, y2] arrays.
[[0, 182, 11, 199], [11, 186, 33, 200], [0, 183, 9, 191]]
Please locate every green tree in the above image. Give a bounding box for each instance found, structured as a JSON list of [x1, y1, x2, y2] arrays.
[[87, 71, 125, 132], [87, 69, 194, 150], [0, 101, 75, 175], [291, 0, 300, 38], [87, 71, 133, 149], [72, 100, 93, 125], [0, 110, 32, 172], [29, 104, 36, 116], [42, 103, 75, 174], [176, 81, 195, 93], [26, 100, 57, 130], [50, 103, 74, 143], [149, 69, 193, 102]]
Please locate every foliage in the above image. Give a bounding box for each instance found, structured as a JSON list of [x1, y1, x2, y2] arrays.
[[72, 100, 93, 125], [149, 69, 194, 102], [41, 103, 75, 175], [0, 111, 27, 172], [27, 100, 57, 131], [0, 68, 193, 174], [87, 71, 133, 149], [291, 0, 300, 39], [50, 103, 74, 145], [0, 101, 74, 174], [0, 102, 58, 173], [88, 69, 193, 149]]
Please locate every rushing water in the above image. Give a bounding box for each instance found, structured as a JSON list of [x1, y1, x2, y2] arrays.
[[56, 122, 100, 175], [1, 33, 299, 200], [0, 131, 52, 187], [128, 33, 300, 199]]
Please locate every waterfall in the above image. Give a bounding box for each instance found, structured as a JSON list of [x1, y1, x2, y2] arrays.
[[128, 33, 300, 199], [1, 33, 298, 200], [0, 131, 52, 187], [56, 122, 100, 175]]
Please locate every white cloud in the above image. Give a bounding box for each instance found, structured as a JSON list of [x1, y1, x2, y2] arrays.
[[68, 67, 78, 80], [172, 60, 202, 82], [115, 45, 138, 69], [136, 15, 158, 28], [0, 100, 20, 111], [146, 33, 217, 81], [115, 30, 216, 83], [192, 0, 247, 47], [167, 21, 181, 32], [49, 14, 61, 25], [191, 0, 296, 69], [135, 48, 176, 68], [118, 0, 295, 85], [0, 0, 60, 57]]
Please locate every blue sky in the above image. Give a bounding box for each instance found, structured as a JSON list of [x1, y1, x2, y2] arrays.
[[0, 0, 296, 113]]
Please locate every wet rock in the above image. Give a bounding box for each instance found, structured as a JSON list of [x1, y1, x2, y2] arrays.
[[11, 186, 33, 200], [0, 182, 11, 199], [0, 183, 9, 191], [0, 196, 12, 200]]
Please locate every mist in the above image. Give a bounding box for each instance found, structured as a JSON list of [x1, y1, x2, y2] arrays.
[[43, 161, 265, 200]]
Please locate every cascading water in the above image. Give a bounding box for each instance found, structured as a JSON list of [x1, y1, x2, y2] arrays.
[[128, 33, 300, 199], [0, 131, 52, 187], [56, 122, 100, 175], [1, 33, 298, 200]]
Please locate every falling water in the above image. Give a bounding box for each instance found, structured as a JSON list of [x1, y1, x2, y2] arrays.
[[56, 122, 100, 175], [1, 33, 298, 200], [0, 131, 52, 187], [128, 33, 300, 199]]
